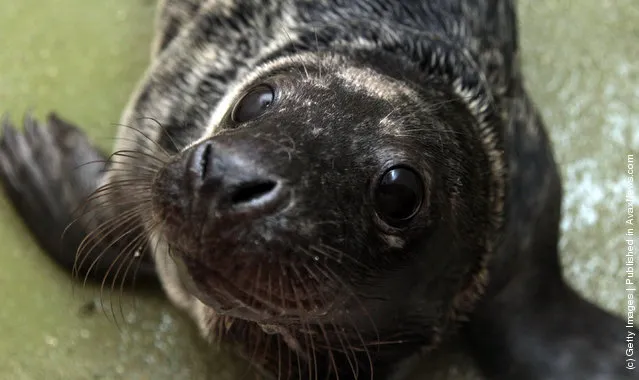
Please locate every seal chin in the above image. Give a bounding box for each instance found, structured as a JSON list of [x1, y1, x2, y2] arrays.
[[170, 254, 277, 321], [169, 251, 337, 324]]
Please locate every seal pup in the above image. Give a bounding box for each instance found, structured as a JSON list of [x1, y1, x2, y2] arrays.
[[0, 0, 636, 379]]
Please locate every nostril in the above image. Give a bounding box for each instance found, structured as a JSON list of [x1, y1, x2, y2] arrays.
[[230, 180, 278, 205], [199, 142, 213, 180], [187, 140, 287, 213]]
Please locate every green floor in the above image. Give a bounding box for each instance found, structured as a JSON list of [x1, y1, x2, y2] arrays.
[[0, 0, 636, 379]]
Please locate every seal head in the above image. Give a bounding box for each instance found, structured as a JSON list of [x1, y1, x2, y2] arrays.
[[149, 51, 496, 375]]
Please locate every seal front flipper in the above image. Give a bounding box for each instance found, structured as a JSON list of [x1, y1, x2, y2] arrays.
[[0, 113, 157, 285]]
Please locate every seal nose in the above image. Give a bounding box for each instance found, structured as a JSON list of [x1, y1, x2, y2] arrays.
[[187, 140, 287, 215]]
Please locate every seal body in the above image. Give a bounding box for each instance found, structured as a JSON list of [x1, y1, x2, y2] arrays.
[[0, 1, 636, 379]]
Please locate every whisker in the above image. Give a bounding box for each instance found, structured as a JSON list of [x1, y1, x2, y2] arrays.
[[79, 212, 142, 283], [299, 257, 358, 379], [280, 25, 310, 80], [313, 26, 322, 80], [137, 116, 181, 153], [103, 135, 162, 157], [286, 263, 313, 380], [71, 159, 160, 176], [75, 207, 146, 283], [92, 219, 142, 330], [314, 263, 376, 380], [310, 243, 369, 270], [303, 260, 348, 380], [76, 186, 153, 213], [70, 197, 152, 225], [276, 328, 284, 380], [112, 121, 171, 158], [109, 150, 167, 166], [109, 224, 152, 324], [290, 264, 323, 380]]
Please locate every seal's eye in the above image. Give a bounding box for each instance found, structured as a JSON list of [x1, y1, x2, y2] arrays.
[[374, 166, 424, 226], [232, 84, 275, 122]]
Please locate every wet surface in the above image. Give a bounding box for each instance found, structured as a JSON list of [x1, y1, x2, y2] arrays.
[[0, 0, 636, 379]]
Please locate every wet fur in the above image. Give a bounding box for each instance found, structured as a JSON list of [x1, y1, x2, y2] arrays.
[[0, 1, 636, 380]]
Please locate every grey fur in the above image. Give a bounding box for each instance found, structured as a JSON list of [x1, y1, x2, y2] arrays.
[[0, 1, 635, 380]]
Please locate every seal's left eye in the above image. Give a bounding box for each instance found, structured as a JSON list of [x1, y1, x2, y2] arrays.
[[374, 166, 424, 227], [232, 84, 275, 123]]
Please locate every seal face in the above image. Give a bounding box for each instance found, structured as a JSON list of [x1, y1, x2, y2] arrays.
[[1, 1, 636, 380], [147, 54, 495, 376]]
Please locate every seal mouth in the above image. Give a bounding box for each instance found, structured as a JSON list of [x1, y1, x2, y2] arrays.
[[169, 247, 339, 323]]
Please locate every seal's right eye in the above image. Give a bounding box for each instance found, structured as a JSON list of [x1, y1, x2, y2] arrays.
[[232, 84, 275, 123], [374, 166, 424, 227]]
